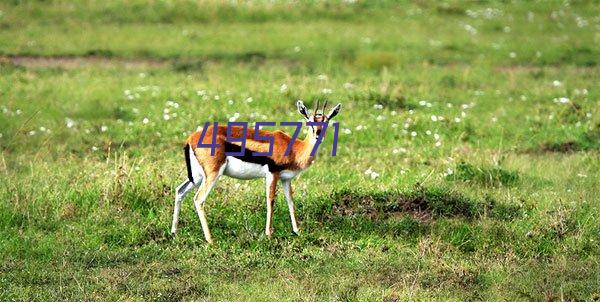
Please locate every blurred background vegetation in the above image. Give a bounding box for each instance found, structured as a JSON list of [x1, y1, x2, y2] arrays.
[[0, 1, 598, 300]]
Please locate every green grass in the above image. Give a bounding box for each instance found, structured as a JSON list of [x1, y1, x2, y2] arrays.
[[0, 1, 599, 300]]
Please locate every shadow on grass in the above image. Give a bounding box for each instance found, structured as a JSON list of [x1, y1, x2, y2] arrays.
[[309, 185, 524, 240]]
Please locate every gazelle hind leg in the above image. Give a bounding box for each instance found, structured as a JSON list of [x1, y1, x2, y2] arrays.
[[171, 180, 199, 235], [282, 180, 299, 234]]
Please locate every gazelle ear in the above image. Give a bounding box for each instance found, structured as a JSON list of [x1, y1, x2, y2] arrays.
[[326, 103, 342, 120], [297, 100, 310, 120]]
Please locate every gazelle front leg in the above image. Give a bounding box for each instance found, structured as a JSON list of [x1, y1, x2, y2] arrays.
[[193, 172, 220, 244], [282, 180, 299, 234], [265, 172, 280, 237]]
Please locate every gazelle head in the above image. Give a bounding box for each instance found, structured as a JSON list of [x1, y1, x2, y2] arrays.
[[296, 100, 341, 138]]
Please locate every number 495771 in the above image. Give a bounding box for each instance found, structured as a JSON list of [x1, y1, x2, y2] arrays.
[[196, 121, 340, 156]]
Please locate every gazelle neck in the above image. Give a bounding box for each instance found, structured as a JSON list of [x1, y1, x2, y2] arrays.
[[297, 129, 318, 169]]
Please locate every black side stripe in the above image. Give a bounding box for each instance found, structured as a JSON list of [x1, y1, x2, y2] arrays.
[[183, 144, 194, 183], [224, 141, 286, 172]]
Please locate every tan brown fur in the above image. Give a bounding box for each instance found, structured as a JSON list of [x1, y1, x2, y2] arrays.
[[186, 125, 317, 173]]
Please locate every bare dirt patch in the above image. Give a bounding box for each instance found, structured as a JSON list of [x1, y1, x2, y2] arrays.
[[320, 185, 524, 223], [0, 55, 170, 69]]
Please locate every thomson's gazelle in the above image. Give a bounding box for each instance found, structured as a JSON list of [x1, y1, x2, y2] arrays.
[[171, 101, 342, 243]]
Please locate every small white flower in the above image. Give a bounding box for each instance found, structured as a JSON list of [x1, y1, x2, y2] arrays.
[[464, 24, 477, 35], [163, 114, 170, 120], [431, 115, 438, 122], [246, 97, 253, 103], [65, 118, 76, 128], [411, 131, 417, 137], [491, 117, 497, 123], [280, 84, 288, 93], [443, 168, 454, 177], [294, 46, 301, 52], [92, 146, 98, 152], [101, 125, 108, 132], [228, 99, 234, 105], [343, 82, 354, 90], [425, 130, 432, 135], [355, 125, 364, 131], [376, 115, 383, 121], [435, 141, 442, 147], [343, 128, 352, 134], [197, 90, 206, 96], [391, 111, 397, 116], [317, 74, 328, 81], [454, 117, 462, 123], [391, 123, 398, 128], [322, 88, 332, 94], [365, 167, 379, 179], [142, 117, 149, 124], [434, 133, 440, 140], [509, 52, 516, 58], [374, 104, 383, 110], [229, 112, 241, 122], [552, 80, 562, 87], [28, 130, 36, 136]]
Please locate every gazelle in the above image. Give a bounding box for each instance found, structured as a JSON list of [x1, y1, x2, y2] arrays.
[[171, 101, 342, 243]]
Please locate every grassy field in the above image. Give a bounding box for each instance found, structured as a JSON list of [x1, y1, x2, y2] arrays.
[[1, 1, 599, 300]]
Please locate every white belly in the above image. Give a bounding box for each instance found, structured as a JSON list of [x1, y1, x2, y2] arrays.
[[224, 156, 267, 179], [280, 170, 300, 180], [223, 156, 301, 180]]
